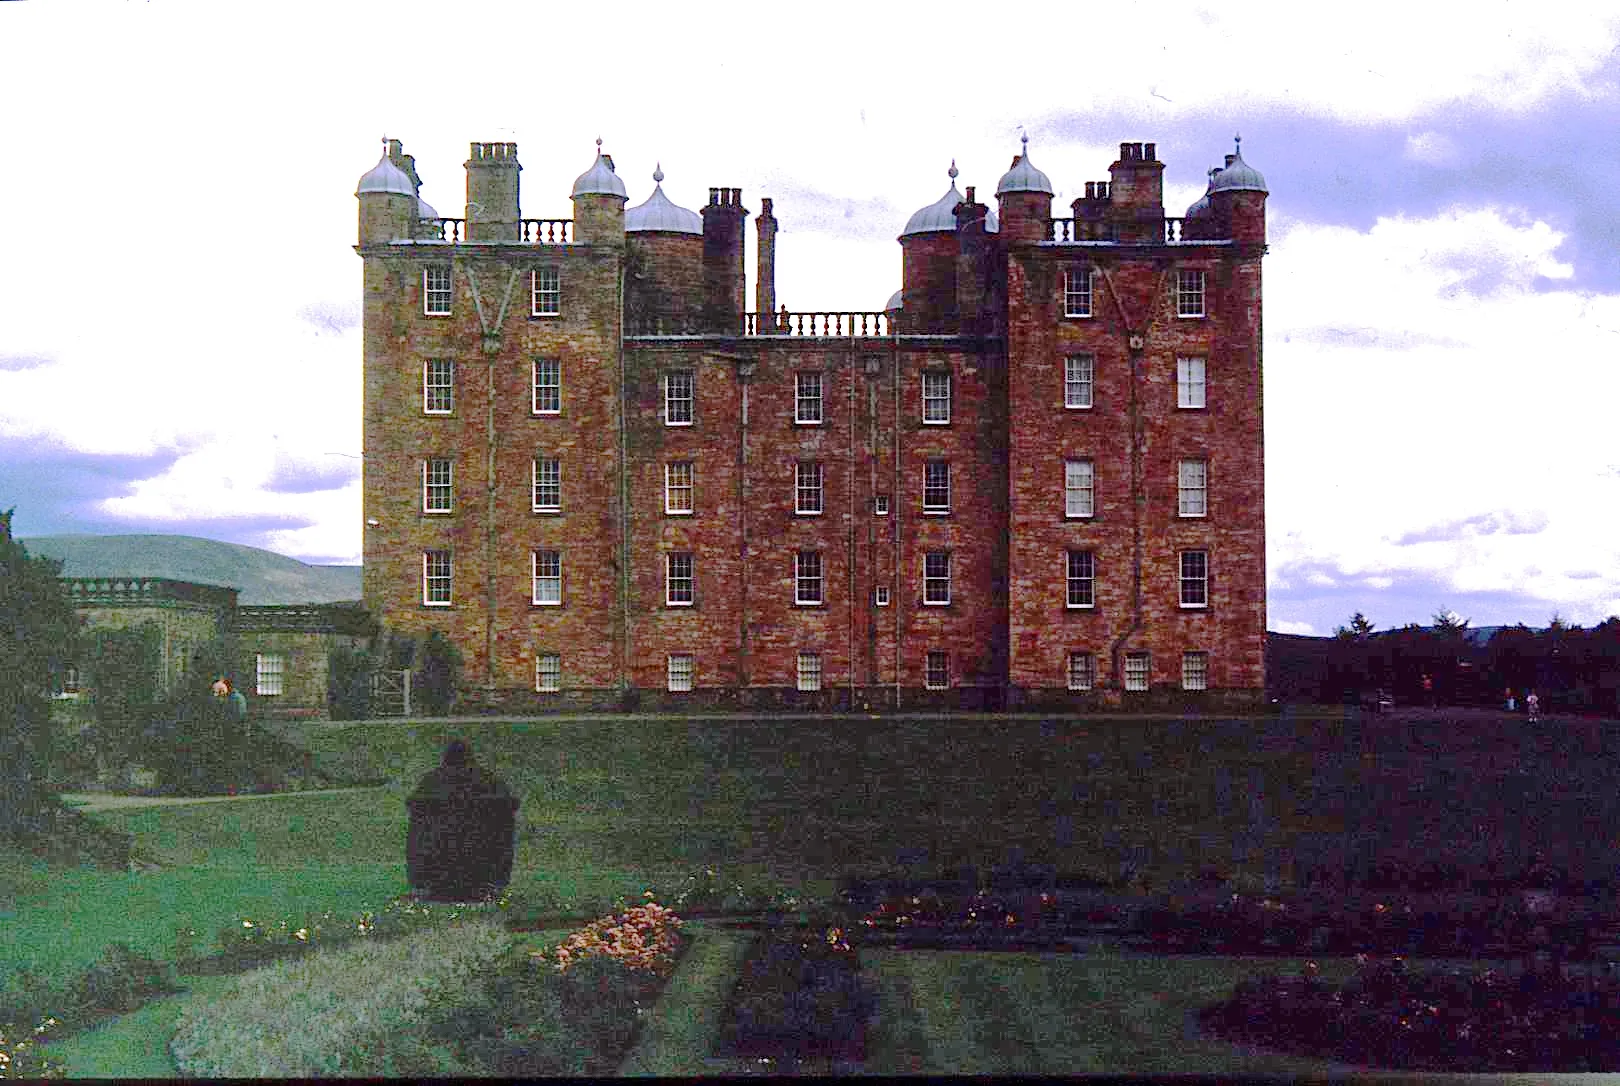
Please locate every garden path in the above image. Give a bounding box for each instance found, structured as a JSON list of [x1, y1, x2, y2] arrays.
[[57, 786, 391, 812]]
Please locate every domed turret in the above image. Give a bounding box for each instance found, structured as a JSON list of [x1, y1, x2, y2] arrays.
[[1208, 135, 1268, 246], [356, 141, 417, 246], [571, 140, 627, 245], [571, 141, 628, 198], [901, 161, 964, 238], [626, 165, 702, 234], [885, 288, 902, 312], [995, 134, 1054, 243], [357, 152, 415, 197], [995, 134, 1053, 196], [418, 196, 439, 220], [1210, 137, 1267, 193]]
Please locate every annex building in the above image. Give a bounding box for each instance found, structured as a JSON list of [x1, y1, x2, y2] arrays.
[[356, 132, 1267, 711]]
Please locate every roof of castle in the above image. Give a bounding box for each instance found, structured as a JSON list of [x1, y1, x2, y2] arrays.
[[995, 134, 1053, 196], [886, 288, 902, 310], [901, 162, 964, 238], [572, 142, 628, 199], [626, 165, 702, 234], [1210, 138, 1267, 194], [417, 196, 439, 220], [356, 152, 415, 198]]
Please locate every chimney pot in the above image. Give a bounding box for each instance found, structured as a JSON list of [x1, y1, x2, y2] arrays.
[[1144, 142, 1156, 161]]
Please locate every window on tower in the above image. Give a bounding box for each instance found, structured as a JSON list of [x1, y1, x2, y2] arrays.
[[424, 265, 452, 316]]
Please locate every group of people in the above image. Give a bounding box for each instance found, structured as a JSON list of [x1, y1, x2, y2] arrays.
[[1505, 688, 1542, 723]]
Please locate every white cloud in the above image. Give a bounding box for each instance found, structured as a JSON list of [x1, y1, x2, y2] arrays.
[[1272, 619, 1316, 636]]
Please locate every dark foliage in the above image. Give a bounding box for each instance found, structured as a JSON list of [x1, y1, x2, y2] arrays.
[[327, 641, 374, 720], [415, 631, 461, 716], [720, 924, 874, 1066], [1201, 959, 1620, 1072], [0, 510, 80, 803]]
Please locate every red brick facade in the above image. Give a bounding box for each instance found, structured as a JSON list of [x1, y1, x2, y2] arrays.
[[358, 138, 1265, 710]]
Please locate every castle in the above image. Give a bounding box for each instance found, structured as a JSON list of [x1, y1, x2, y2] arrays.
[[356, 133, 1267, 711]]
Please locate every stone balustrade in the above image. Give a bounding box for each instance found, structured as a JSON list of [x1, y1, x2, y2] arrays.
[[745, 311, 891, 337], [1049, 218, 1193, 243], [63, 577, 237, 609], [421, 218, 465, 242], [520, 219, 572, 244]]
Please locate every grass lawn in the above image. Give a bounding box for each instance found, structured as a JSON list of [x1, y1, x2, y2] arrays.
[[860, 946, 1364, 1075]]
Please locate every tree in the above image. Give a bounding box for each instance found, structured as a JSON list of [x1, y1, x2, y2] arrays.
[[0, 509, 80, 805], [415, 630, 462, 716], [1335, 612, 1376, 640], [1432, 608, 1469, 635]]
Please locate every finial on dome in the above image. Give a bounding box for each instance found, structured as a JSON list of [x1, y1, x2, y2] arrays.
[[654, 163, 664, 184], [948, 159, 958, 181], [1234, 132, 1242, 154], [1021, 130, 1029, 152], [596, 136, 603, 152]]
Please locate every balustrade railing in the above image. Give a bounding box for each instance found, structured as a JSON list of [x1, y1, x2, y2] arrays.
[[1050, 217, 1195, 243], [421, 217, 465, 242], [745, 311, 891, 337], [521, 219, 572, 244]]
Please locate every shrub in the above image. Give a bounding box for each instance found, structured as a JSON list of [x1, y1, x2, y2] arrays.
[[67, 943, 178, 1014], [723, 921, 873, 1064], [0, 1017, 67, 1079], [169, 917, 511, 1078], [546, 896, 684, 977], [414, 631, 461, 716]]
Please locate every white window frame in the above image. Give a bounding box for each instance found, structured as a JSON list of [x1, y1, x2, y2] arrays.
[[532, 549, 562, 606], [925, 650, 950, 690], [1064, 355, 1094, 410], [795, 372, 823, 425], [874, 495, 890, 516], [1177, 357, 1207, 409], [795, 461, 823, 515], [1182, 650, 1209, 692], [531, 267, 560, 317], [532, 456, 560, 513], [424, 360, 454, 415], [1064, 459, 1094, 519], [423, 265, 452, 316], [665, 461, 693, 515], [423, 549, 452, 607], [532, 359, 561, 415], [667, 653, 694, 692], [797, 651, 823, 692], [535, 652, 561, 692], [1175, 269, 1206, 318], [1063, 266, 1094, 318], [1066, 549, 1095, 609], [255, 652, 284, 697], [874, 585, 891, 607], [1178, 459, 1207, 518], [922, 370, 951, 425], [923, 551, 951, 606], [422, 459, 453, 514], [1125, 651, 1150, 692], [666, 552, 694, 606], [1067, 652, 1095, 692], [922, 459, 950, 515], [795, 550, 824, 606], [666, 369, 694, 426], [1180, 550, 1209, 609]]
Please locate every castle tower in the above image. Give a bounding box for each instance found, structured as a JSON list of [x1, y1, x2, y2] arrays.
[[899, 162, 965, 334], [355, 141, 417, 246], [994, 134, 1053, 245], [570, 141, 628, 245], [465, 141, 521, 241], [1208, 136, 1267, 247], [1105, 141, 1165, 243], [700, 186, 748, 333], [624, 164, 704, 334]]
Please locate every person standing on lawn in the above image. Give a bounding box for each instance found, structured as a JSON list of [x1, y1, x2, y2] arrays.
[[1526, 690, 1541, 724]]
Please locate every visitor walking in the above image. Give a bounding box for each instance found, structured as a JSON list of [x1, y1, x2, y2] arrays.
[[1526, 691, 1541, 724]]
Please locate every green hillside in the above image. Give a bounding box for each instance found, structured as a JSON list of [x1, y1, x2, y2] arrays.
[[21, 534, 361, 606]]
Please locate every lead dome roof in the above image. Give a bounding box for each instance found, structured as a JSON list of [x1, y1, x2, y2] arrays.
[[625, 166, 702, 234], [571, 142, 628, 199], [995, 134, 1053, 196], [1210, 139, 1267, 193], [356, 152, 415, 197]]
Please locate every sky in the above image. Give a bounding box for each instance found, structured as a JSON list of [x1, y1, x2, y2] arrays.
[[1, 0, 1617, 638]]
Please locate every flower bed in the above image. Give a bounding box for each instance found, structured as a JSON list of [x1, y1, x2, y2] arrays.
[[1200, 957, 1620, 1072], [717, 920, 875, 1069]]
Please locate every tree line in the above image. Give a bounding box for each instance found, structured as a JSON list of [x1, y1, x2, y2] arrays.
[[1268, 609, 1620, 715]]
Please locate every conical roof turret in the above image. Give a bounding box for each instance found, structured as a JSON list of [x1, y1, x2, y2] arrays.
[[572, 140, 628, 198], [995, 134, 1053, 196], [626, 165, 702, 233], [356, 151, 415, 197]]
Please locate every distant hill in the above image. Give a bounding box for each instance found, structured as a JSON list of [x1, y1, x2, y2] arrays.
[[20, 534, 361, 606]]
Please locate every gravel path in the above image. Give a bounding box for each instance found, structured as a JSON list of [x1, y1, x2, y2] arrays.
[[58, 786, 391, 812]]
